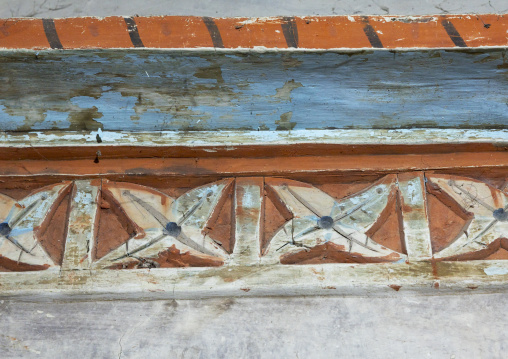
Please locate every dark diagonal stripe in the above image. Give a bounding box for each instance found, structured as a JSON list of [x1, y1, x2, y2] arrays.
[[202, 17, 224, 48], [362, 20, 383, 48], [124, 17, 144, 48], [42, 19, 63, 49], [441, 19, 467, 47], [281, 16, 298, 48]]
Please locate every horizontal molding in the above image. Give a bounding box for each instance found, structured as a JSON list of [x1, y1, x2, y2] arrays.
[[1, 152, 508, 176], [1, 50, 507, 132], [2, 129, 508, 147], [0, 15, 507, 50], [0, 166, 507, 299], [1, 261, 508, 300]]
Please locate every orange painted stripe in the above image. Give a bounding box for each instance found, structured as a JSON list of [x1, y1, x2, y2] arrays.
[[296, 17, 373, 49], [214, 17, 288, 48], [135, 16, 214, 48], [53, 17, 134, 49], [449, 15, 508, 47], [368, 16, 456, 48], [0, 18, 50, 49], [0, 15, 507, 50], [1, 151, 508, 177]]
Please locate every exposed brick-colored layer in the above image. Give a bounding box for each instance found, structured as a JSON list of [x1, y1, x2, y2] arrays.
[[0, 15, 506, 50]]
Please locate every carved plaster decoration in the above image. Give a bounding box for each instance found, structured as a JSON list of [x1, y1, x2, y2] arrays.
[[262, 175, 407, 264], [3, 174, 508, 272], [93, 180, 231, 269], [427, 174, 508, 260], [0, 182, 72, 271]]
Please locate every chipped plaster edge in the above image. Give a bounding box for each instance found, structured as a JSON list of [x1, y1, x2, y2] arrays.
[[1, 260, 508, 301], [1, 129, 508, 148]]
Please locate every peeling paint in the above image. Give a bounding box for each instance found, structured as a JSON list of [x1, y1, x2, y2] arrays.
[[273, 79, 303, 101], [0, 49, 507, 132], [2, 128, 508, 148], [275, 111, 296, 131], [406, 178, 423, 205], [484, 266, 508, 275]]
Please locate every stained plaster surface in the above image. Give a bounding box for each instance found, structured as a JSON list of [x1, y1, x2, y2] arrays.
[[0, 293, 507, 358]]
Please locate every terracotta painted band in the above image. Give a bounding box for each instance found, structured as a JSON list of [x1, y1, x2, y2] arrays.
[[0, 15, 507, 50], [0, 151, 508, 177]]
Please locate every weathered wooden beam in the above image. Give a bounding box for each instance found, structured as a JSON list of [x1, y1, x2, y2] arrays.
[[1, 260, 508, 300], [0, 151, 507, 177], [0, 49, 507, 133], [0, 161, 507, 298]]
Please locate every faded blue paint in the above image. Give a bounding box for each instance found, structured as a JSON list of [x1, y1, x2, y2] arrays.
[[0, 50, 507, 132], [0, 105, 24, 131]]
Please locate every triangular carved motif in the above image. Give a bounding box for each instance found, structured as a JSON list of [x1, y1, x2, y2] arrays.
[[93, 179, 230, 269], [202, 179, 235, 254], [366, 188, 406, 255], [427, 174, 508, 260], [262, 175, 406, 264], [94, 188, 140, 261], [0, 182, 72, 271]]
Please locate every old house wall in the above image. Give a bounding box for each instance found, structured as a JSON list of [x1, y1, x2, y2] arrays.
[[1, 1, 508, 358]]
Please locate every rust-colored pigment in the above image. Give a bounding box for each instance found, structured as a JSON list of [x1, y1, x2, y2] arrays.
[[94, 189, 140, 260], [0, 255, 50, 272], [203, 179, 235, 253], [35, 187, 72, 265], [262, 182, 293, 253], [366, 188, 407, 254], [280, 242, 400, 265], [2, 15, 506, 50], [439, 238, 508, 261], [426, 179, 474, 253], [108, 244, 223, 269]]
